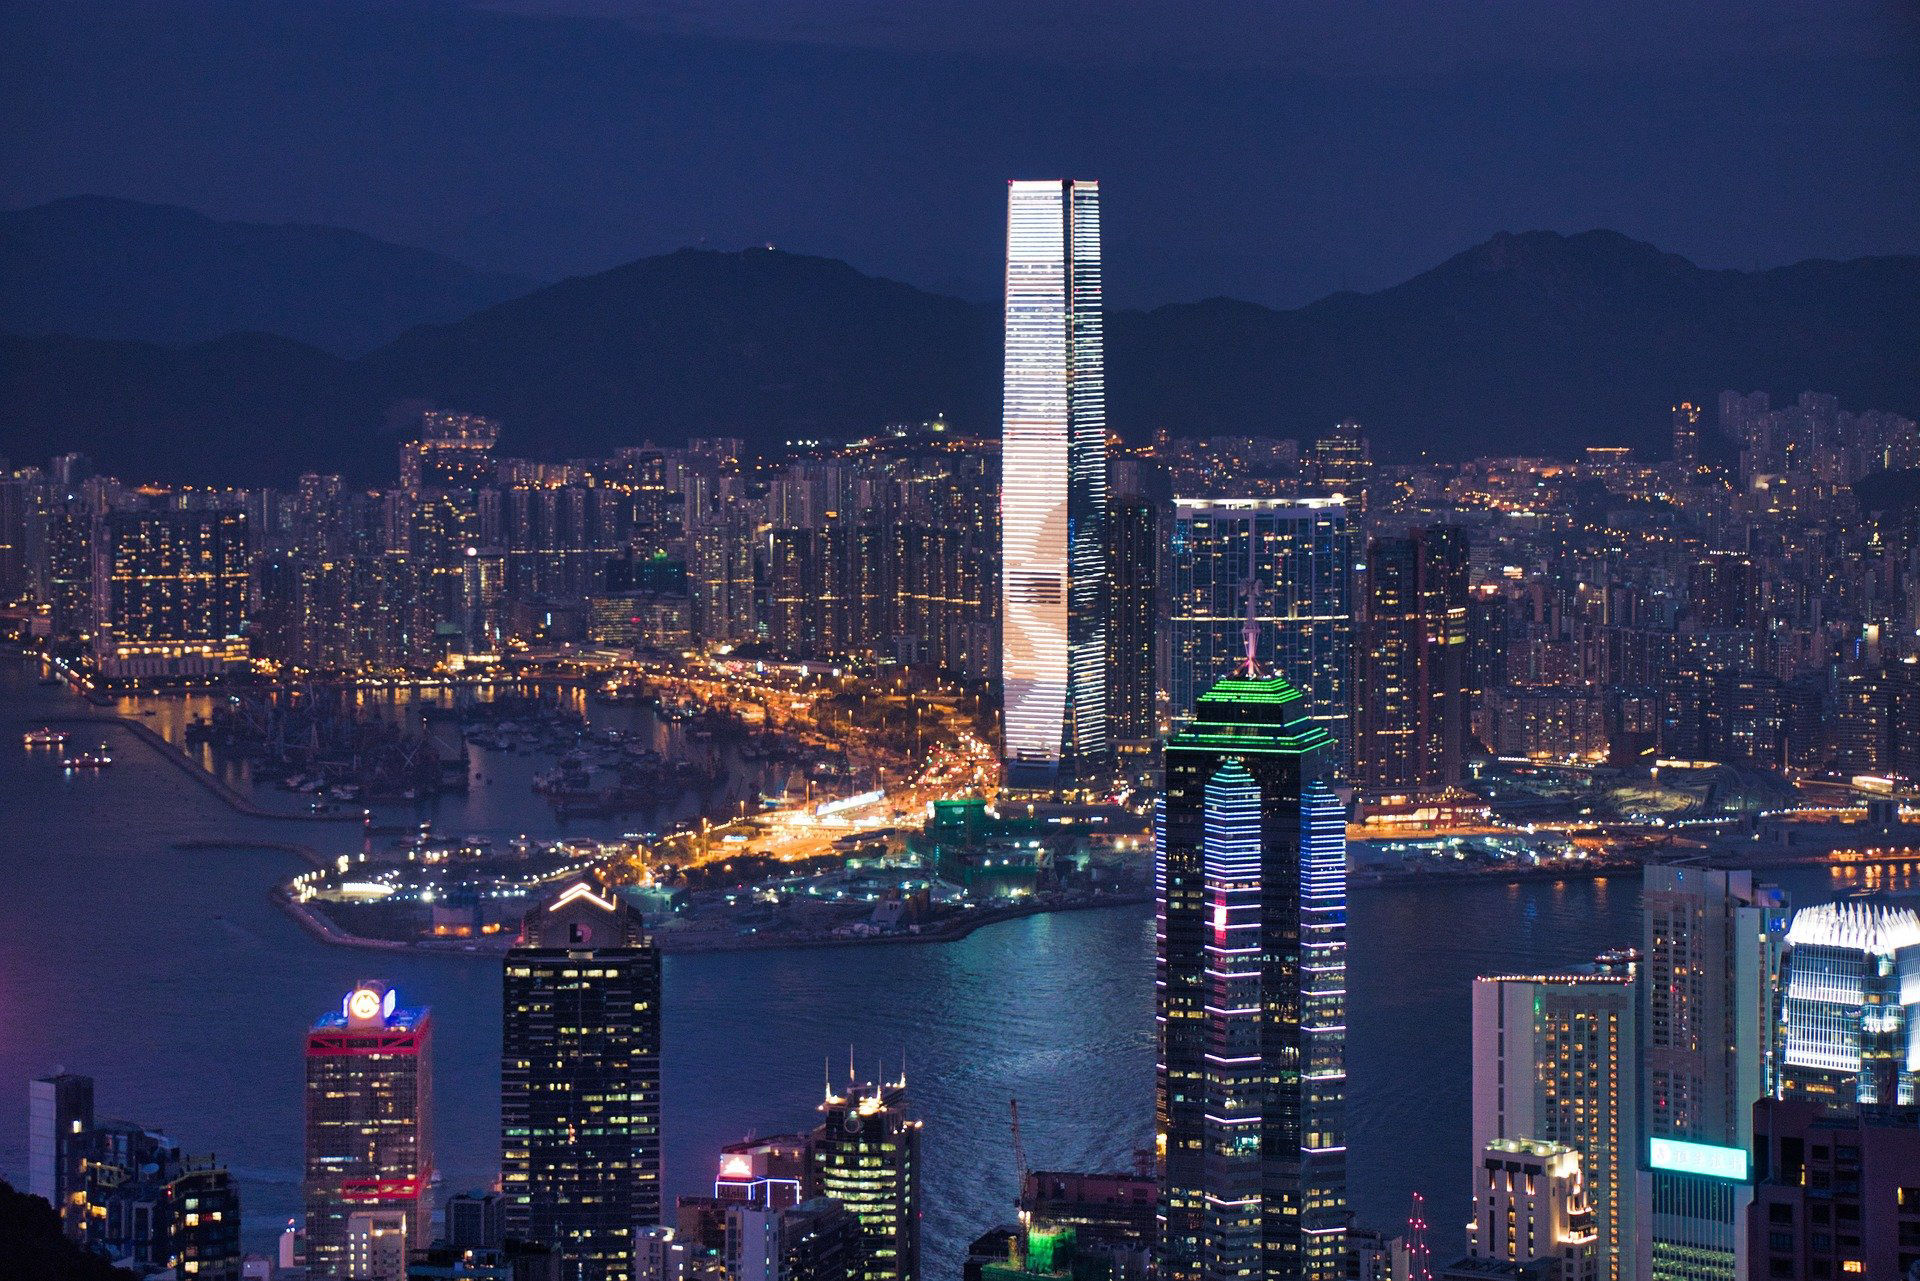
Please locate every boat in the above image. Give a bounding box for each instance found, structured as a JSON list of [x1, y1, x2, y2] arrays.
[[62, 745, 113, 769], [22, 727, 67, 748]]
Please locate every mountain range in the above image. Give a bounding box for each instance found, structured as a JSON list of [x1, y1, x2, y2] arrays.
[[2, 197, 1916, 484], [0, 196, 535, 355]]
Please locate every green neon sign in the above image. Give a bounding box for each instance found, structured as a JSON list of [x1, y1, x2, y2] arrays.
[[1649, 1137, 1748, 1181]]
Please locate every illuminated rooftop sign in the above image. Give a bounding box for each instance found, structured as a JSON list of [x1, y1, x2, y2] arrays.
[[1649, 1137, 1748, 1181]]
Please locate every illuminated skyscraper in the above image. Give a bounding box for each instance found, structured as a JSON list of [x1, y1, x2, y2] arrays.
[[1640, 865, 1788, 1281], [1356, 526, 1468, 799], [1000, 178, 1109, 787], [808, 1075, 921, 1281], [1106, 458, 1162, 753], [1157, 670, 1347, 1281], [503, 881, 663, 1281], [1471, 973, 1635, 1281], [304, 981, 433, 1281], [1168, 498, 1353, 777], [1776, 900, 1920, 1113], [91, 504, 250, 684]]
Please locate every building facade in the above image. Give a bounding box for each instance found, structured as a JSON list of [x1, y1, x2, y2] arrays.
[[503, 881, 663, 1281], [305, 981, 433, 1281], [1467, 1139, 1599, 1281], [1168, 499, 1353, 778], [1157, 671, 1348, 1281], [1356, 526, 1469, 798], [1470, 974, 1635, 1281], [1776, 900, 1920, 1113], [1000, 178, 1110, 787], [1639, 865, 1788, 1281], [808, 1077, 921, 1281]]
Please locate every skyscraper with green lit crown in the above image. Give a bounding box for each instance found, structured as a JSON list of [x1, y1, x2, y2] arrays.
[[1156, 669, 1348, 1281]]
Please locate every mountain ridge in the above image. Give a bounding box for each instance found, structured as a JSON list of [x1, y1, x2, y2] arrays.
[[2, 213, 1915, 484], [0, 195, 538, 356]]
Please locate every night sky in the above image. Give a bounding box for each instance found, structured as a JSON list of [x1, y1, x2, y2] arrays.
[[3, 0, 1917, 305]]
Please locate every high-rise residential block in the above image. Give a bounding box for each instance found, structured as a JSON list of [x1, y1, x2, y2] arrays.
[[304, 981, 433, 1281], [1471, 974, 1635, 1281], [1000, 178, 1110, 787], [1168, 498, 1354, 777], [1466, 1139, 1599, 1281], [1357, 526, 1469, 799], [91, 504, 250, 683], [1157, 671, 1347, 1281], [503, 881, 663, 1280], [28, 1071, 92, 1230]]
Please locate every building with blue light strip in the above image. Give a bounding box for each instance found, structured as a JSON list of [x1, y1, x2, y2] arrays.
[[1156, 670, 1347, 1281]]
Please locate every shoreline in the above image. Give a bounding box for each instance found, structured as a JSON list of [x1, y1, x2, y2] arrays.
[[272, 888, 1155, 956], [34, 714, 362, 822]]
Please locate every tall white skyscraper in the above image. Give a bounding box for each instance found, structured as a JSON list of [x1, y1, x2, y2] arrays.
[[1639, 865, 1788, 1281], [1000, 178, 1109, 787], [1472, 973, 1637, 1281]]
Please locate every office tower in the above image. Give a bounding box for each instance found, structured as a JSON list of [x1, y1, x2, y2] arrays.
[[808, 1075, 921, 1281], [1470, 974, 1635, 1281], [1670, 404, 1701, 467], [1776, 900, 1920, 1113], [726, 1198, 864, 1281], [1747, 1097, 1920, 1281], [28, 1071, 93, 1227], [91, 505, 250, 683], [503, 881, 663, 1280], [1167, 498, 1354, 776], [1356, 526, 1469, 799], [1000, 177, 1110, 787], [305, 981, 434, 1281], [1639, 865, 1788, 1281], [1465, 1139, 1598, 1281], [1157, 670, 1348, 1281], [1106, 460, 1160, 752]]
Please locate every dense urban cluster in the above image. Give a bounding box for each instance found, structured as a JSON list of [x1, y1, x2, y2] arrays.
[[8, 180, 1920, 1281]]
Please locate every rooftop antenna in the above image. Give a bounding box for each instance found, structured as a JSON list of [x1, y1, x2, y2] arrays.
[[1239, 573, 1262, 678]]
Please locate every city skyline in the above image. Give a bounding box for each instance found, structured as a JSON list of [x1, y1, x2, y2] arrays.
[[6, 9, 1920, 1276]]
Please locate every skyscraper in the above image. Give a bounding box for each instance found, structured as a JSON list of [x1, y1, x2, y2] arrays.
[[1356, 526, 1469, 799], [1168, 498, 1354, 777], [1000, 178, 1109, 787], [1157, 669, 1347, 1281], [304, 981, 433, 1281], [28, 1072, 92, 1231], [503, 881, 663, 1281], [808, 1075, 921, 1281], [91, 504, 250, 684], [1106, 458, 1161, 753], [1776, 900, 1920, 1113], [1639, 865, 1788, 1281], [1471, 974, 1635, 1281]]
